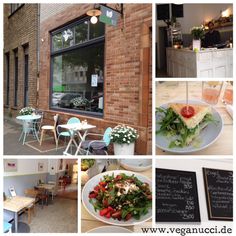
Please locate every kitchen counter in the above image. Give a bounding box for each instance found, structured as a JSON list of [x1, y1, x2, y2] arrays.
[[166, 47, 233, 77]]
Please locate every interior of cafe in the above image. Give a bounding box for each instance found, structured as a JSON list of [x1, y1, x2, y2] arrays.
[[156, 3, 233, 78], [3, 158, 78, 233]]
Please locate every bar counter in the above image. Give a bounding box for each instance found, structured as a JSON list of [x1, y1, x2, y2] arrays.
[[166, 47, 233, 78]]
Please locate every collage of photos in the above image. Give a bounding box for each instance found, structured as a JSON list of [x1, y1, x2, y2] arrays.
[[2, 1, 234, 235]]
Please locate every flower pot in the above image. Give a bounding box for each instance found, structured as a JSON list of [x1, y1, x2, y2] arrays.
[[113, 142, 135, 155], [192, 39, 201, 51]]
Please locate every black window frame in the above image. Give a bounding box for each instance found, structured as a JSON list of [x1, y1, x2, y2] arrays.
[[5, 52, 10, 106], [50, 17, 105, 118], [23, 46, 29, 107], [14, 49, 18, 107]]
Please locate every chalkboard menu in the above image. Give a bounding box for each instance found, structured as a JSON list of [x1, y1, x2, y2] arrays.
[[156, 168, 201, 222], [203, 168, 233, 221]]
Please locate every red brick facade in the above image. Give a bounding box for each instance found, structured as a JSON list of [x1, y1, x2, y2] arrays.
[[39, 4, 152, 154], [3, 4, 38, 116]]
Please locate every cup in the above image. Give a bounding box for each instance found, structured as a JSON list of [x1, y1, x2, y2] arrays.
[[222, 81, 233, 105], [202, 81, 223, 105]]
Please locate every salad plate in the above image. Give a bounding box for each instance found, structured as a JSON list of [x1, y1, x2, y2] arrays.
[[120, 159, 152, 172], [87, 226, 133, 233], [82, 170, 152, 226], [156, 100, 223, 154]]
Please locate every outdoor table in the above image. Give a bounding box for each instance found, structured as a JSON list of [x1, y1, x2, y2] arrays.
[[81, 166, 152, 233], [36, 183, 55, 200], [58, 123, 96, 155], [156, 81, 233, 155], [16, 114, 41, 145], [4, 196, 35, 233]]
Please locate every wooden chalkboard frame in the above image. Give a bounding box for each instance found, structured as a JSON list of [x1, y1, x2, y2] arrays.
[[203, 168, 233, 221], [156, 168, 201, 222]]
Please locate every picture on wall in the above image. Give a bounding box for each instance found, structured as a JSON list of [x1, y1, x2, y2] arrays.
[[4, 159, 18, 172]]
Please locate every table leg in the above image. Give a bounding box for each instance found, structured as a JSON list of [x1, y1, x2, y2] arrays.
[[75, 130, 88, 155], [19, 130, 24, 141], [15, 212, 18, 233]]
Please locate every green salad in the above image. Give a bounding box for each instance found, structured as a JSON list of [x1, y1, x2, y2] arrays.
[[156, 107, 217, 148], [88, 173, 152, 221]]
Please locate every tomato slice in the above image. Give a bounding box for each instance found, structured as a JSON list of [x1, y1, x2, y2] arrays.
[[181, 106, 195, 118]]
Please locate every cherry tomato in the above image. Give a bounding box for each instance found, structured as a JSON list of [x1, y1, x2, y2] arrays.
[[100, 208, 109, 216], [89, 191, 98, 199], [105, 211, 111, 218], [181, 106, 195, 118]]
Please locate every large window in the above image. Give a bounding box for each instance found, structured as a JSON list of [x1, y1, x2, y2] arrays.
[[51, 18, 105, 116], [5, 53, 10, 106], [23, 45, 29, 107], [14, 49, 18, 107]]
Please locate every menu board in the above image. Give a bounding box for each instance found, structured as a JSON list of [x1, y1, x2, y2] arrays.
[[203, 168, 233, 221], [156, 168, 201, 222]]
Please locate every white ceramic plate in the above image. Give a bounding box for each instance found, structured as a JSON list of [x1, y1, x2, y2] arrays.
[[82, 170, 152, 226], [87, 226, 133, 233], [120, 159, 152, 172], [156, 100, 223, 154]]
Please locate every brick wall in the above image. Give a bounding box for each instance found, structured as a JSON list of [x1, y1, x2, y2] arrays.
[[39, 4, 152, 154], [3, 4, 39, 117]]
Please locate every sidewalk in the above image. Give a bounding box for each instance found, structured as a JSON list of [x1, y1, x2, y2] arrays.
[[4, 117, 64, 155]]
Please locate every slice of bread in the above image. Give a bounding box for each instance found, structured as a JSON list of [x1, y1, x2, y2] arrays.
[[169, 103, 211, 129]]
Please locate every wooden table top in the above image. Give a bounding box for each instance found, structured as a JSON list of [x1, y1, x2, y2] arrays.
[[37, 183, 55, 190], [156, 81, 233, 155], [81, 166, 152, 233], [4, 196, 35, 213]]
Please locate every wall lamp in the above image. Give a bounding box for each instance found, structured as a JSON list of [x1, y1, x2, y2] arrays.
[[86, 4, 124, 24]]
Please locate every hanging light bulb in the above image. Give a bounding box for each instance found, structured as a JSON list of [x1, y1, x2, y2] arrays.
[[86, 8, 101, 25], [90, 15, 98, 24]]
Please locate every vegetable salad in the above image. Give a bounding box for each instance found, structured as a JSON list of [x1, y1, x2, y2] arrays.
[[88, 173, 152, 221]]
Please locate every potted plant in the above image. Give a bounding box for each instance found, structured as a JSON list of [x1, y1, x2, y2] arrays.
[[19, 107, 35, 115], [190, 26, 205, 51], [110, 124, 139, 155]]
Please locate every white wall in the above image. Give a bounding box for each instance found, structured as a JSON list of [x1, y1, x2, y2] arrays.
[[179, 4, 233, 34], [4, 159, 49, 176], [156, 4, 233, 35], [4, 159, 67, 176], [155, 159, 233, 228]]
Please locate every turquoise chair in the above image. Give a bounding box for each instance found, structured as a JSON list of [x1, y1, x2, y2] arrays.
[[76, 127, 112, 155], [4, 221, 12, 233], [57, 117, 81, 145]]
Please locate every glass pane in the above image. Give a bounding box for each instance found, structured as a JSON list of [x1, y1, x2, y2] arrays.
[[51, 42, 104, 114], [52, 33, 63, 51], [62, 28, 74, 48], [75, 21, 88, 44], [89, 21, 105, 39]]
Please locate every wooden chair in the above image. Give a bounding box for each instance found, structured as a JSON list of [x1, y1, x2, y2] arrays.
[[34, 187, 48, 208], [40, 114, 59, 147], [24, 189, 38, 224]]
